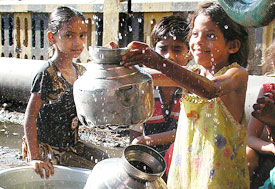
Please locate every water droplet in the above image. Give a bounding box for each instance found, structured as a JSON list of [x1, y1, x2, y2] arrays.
[[119, 33, 122, 40]]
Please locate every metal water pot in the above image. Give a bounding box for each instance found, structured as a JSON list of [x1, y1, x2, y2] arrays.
[[73, 46, 154, 127], [84, 144, 167, 189]]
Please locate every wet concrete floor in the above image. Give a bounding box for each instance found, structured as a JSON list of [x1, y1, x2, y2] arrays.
[[0, 121, 128, 171], [0, 122, 27, 170]]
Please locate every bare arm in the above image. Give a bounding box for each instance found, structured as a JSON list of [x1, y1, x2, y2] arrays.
[[24, 92, 43, 160], [247, 88, 275, 155], [131, 130, 176, 146], [142, 67, 182, 87], [122, 41, 247, 99], [24, 92, 54, 178]]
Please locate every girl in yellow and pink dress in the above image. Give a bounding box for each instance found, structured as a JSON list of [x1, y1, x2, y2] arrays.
[[121, 2, 250, 188]]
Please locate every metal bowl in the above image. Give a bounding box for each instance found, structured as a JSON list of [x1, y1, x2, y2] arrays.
[[0, 165, 91, 188], [89, 46, 128, 64]]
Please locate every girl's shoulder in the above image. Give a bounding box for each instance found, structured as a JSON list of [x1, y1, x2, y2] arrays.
[[34, 61, 57, 79], [36, 61, 52, 73], [216, 62, 246, 76]]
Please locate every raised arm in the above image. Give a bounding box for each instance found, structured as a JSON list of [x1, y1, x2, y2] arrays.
[[122, 41, 247, 99], [142, 67, 181, 87]]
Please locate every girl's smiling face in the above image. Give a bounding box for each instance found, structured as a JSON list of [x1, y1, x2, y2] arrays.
[[189, 14, 231, 72]]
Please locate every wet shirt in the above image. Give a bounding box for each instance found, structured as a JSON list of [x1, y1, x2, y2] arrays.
[[31, 61, 86, 148], [143, 86, 182, 153]]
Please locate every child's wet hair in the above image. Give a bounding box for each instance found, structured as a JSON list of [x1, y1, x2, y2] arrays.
[[189, 2, 249, 68], [151, 14, 190, 48], [48, 6, 86, 35]]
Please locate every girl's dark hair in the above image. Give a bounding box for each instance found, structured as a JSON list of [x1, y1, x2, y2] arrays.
[[48, 6, 86, 35], [189, 2, 249, 67], [151, 14, 190, 48]]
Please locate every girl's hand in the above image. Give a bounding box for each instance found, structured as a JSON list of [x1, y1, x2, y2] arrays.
[[252, 92, 275, 127], [105, 41, 119, 49], [121, 41, 164, 70], [30, 160, 54, 179], [132, 136, 154, 146], [132, 136, 146, 145]]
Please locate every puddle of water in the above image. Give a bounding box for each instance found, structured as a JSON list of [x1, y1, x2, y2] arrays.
[[0, 121, 125, 171], [0, 122, 24, 150], [0, 122, 27, 170]]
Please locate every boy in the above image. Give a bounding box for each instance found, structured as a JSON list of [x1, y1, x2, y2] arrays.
[[130, 14, 192, 156]]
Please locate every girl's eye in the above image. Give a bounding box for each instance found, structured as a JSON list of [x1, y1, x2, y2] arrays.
[[66, 34, 72, 38], [191, 32, 198, 37], [173, 47, 182, 53], [207, 33, 216, 39], [80, 33, 87, 39], [159, 47, 167, 52]]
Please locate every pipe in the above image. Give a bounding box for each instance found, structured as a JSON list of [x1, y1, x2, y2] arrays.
[[218, 0, 275, 28], [0, 58, 45, 103]]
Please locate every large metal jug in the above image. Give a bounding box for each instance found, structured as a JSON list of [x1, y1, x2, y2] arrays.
[[73, 46, 154, 127], [84, 144, 167, 189]]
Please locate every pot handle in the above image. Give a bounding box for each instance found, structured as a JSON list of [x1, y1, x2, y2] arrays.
[[116, 85, 139, 107]]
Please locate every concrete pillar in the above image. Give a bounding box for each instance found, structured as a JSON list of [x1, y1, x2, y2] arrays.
[[14, 13, 32, 59], [262, 21, 274, 74], [82, 13, 97, 63], [103, 0, 120, 46]]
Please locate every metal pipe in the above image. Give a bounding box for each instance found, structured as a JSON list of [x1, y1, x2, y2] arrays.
[[0, 58, 45, 103], [218, 0, 275, 27]]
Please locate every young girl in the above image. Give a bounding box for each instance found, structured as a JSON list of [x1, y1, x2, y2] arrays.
[[121, 2, 250, 188], [23, 6, 107, 179], [247, 40, 275, 188]]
